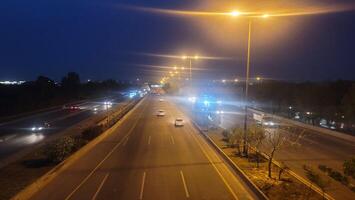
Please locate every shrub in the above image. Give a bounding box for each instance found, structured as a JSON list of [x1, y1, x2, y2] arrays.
[[318, 164, 332, 174], [81, 125, 103, 141], [329, 170, 349, 185], [343, 157, 355, 179], [46, 136, 75, 163]]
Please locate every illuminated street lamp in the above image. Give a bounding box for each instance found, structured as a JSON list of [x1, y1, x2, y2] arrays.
[[230, 11, 269, 155], [256, 76, 261, 81]]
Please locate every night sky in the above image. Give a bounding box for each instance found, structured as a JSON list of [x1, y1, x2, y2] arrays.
[[1, 0, 355, 82]]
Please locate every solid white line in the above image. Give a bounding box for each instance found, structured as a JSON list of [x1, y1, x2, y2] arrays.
[[139, 172, 146, 200], [188, 128, 239, 200], [64, 101, 147, 200], [180, 171, 190, 198], [91, 173, 109, 200], [170, 136, 175, 145], [148, 136, 151, 145]]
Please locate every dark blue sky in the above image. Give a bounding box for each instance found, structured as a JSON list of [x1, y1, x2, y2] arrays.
[[0, 0, 355, 82]]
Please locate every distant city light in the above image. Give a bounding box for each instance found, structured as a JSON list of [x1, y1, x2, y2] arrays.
[[0, 80, 26, 85]]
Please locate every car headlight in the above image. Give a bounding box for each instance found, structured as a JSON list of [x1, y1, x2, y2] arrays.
[[31, 127, 36, 131]]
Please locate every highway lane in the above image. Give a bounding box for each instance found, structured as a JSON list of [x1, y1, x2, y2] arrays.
[[0, 95, 126, 165], [29, 95, 258, 200]]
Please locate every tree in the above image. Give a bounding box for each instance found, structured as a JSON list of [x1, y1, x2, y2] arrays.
[[225, 127, 244, 155], [265, 128, 304, 178], [248, 125, 265, 168]]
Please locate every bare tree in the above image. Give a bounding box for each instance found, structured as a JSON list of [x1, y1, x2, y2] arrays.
[[265, 128, 304, 178], [228, 127, 244, 155], [248, 125, 265, 168]]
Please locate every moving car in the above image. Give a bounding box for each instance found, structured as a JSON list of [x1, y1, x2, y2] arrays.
[[31, 122, 50, 132], [157, 110, 165, 117], [262, 117, 277, 128], [175, 118, 184, 126]]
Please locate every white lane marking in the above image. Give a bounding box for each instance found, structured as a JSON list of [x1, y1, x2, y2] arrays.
[[180, 171, 190, 198], [91, 173, 109, 200], [188, 128, 239, 200], [64, 100, 148, 200], [123, 136, 129, 146], [139, 172, 146, 200], [170, 136, 175, 145], [148, 136, 151, 145]]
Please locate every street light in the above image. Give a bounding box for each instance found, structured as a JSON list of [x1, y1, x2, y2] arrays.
[[230, 10, 241, 17], [230, 11, 269, 155]]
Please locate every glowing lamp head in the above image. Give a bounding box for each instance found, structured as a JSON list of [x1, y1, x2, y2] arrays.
[[230, 10, 240, 17], [262, 14, 269, 18]]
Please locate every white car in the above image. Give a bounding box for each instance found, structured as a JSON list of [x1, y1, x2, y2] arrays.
[[157, 110, 165, 117], [175, 118, 184, 126], [159, 98, 164, 102]]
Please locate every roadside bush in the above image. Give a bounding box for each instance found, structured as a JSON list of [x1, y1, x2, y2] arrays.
[[304, 167, 330, 196], [318, 164, 332, 174], [81, 125, 103, 141], [46, 136, 76, 163], [329, 170, 349, 185], [343, 157, 355, 179]]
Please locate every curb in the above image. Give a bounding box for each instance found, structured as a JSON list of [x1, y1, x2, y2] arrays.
[[191, 122, 269, 200], [11, 97, 145, 200]]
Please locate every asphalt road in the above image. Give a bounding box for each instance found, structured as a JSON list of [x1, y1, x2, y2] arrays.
[[30, 96, 258, 200], [217, 104, 355, 199], [0, 95, 125, 165]]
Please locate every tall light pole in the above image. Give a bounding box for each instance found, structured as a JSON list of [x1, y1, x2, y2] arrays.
[[230, 11, 268, 155], [243, 19, 252, 155]]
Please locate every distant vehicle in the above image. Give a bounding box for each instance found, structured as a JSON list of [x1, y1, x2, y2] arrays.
[[63, 104, 81, 110], [31, 122, 50, 132], [175, 118, 184, 126], [262, 117, 277, 127], [157, 110, 165, 117], [70, 105, 81, 110], [104, 101, 113, 105], [159, 98, 164, 102]]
